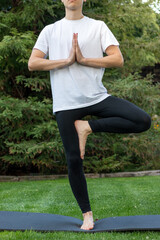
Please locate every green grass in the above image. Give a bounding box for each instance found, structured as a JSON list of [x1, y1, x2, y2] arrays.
[[0, 175, 160, 240]]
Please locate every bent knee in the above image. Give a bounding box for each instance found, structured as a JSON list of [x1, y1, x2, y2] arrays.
[[143, 114, 152, 131], [139, 113, 152, 132]]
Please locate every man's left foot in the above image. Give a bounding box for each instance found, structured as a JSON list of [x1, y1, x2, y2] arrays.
[[74, 120, 92, 159], [80, 211, 94, 230]]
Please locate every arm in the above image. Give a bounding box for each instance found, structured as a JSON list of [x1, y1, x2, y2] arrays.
[[28, 34, 77, 71], [28, 49, 69, 71], [79, 45, 124, 68]]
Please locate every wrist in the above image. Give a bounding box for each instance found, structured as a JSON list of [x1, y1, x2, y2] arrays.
[[79, 57, 86, 66], [66, 58, 71, 66]]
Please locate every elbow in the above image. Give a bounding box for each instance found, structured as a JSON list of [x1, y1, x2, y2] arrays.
[[118, 57, 124, 68], [28, 66, 33, 72], [28, 61, 34, 71]]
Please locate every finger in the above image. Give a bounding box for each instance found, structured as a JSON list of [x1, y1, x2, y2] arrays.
[[72, 34, 76, 44], [75, 35, 78, 45], [75, 33, 78, 40], [74, 33, 77, 42]]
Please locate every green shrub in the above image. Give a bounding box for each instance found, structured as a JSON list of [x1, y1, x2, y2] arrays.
[[0, 96, 66, 174], [0, 0, 160, 174], [0, 73, 159, 174]]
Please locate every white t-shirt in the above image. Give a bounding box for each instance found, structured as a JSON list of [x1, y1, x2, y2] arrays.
[[33, 16, 119, 115]]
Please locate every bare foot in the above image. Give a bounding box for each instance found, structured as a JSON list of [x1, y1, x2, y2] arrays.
[[74, 120, 92, 160], [80, 211, 94, 230]]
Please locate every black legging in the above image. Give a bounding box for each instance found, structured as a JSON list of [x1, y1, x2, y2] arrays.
[[55, 96, 151, 214]]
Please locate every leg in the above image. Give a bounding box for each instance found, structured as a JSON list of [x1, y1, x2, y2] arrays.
[[87, 96, 151, 133], [55, 109, 94, 230], [73, 95, 151, 159]]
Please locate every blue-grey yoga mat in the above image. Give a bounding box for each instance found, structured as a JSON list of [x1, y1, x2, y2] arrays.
[[0, 211, 160, 232]]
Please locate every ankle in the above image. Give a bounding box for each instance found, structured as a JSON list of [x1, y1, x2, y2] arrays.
[[83, 210, 93, 217]]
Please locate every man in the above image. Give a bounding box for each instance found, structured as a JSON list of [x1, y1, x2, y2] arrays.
[[28, 0, 151, 230]]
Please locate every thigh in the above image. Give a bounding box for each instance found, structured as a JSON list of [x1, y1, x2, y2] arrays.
[[89, 95, 148, 123]]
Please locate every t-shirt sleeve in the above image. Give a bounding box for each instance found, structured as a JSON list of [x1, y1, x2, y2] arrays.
[[33, 26, 49, 57], [100, 21, 119, 53]]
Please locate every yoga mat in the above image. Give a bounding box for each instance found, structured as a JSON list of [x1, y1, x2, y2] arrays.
[[0, 211, 160, 233]]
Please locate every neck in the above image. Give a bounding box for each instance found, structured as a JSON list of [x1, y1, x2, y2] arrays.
[[65, 9, 84, 20]]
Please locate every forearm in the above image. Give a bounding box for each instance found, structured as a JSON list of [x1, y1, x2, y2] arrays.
[[81, 54, 124, 68], [28, 58, 69, 71]]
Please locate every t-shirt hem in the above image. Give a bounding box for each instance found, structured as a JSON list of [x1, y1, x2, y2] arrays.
[[53, 94, 111, 115]]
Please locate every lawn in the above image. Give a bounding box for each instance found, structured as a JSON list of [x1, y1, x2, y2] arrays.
[[0, 175, 159, 240]]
